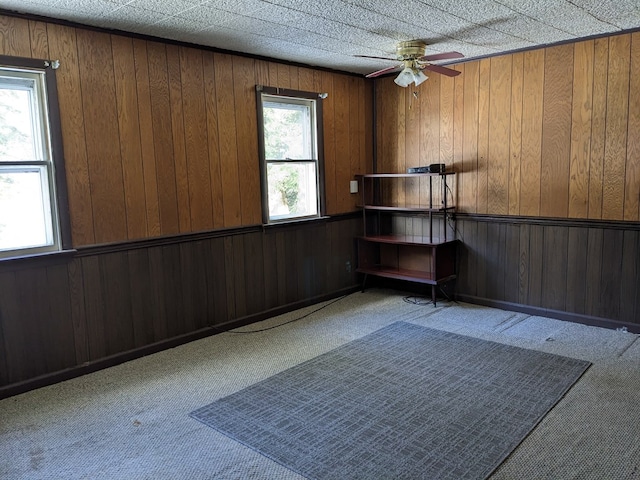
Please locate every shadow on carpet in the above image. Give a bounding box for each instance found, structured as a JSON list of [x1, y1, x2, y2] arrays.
[[191, 322, 590, 479]]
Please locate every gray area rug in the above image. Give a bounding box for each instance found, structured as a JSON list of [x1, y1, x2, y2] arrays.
[[191, 321, 591, 479]]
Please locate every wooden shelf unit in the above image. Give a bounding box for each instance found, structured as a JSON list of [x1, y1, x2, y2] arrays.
[[355, 172, 458, 305]]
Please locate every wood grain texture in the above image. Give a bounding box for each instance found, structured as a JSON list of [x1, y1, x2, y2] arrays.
[[626, 32, 640, 221], [232, 56, 261, 225], [214, 53, 242, 227], [540, 44, 574, 218], [462, 61, 479, 214], [179, 46, 213, 231], [202, 52, 225, 229], [111, 35, 147, 239], [28, 21, 50, 58], [76, 29, 128, 243], [509, 54, 523, 215], [588, 38, 609, 219], [132, 39, 161, 237], [321, 72, 337, 214], [519, 49, 545, 216], [334, 75, 351, 213], [147, 41, 180, 235], [569, 40, 594, 218], [46, 23, 95, 245], [0, 16, 31, 56], [476, 59, 491, 214], [166, 45, 191, 233], [488, 55, 512, 215], [602, 34, 630, 220]]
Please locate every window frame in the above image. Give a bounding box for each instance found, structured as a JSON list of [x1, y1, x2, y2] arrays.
[[0, 55, 71, 260], [256, 85, 326, 225]]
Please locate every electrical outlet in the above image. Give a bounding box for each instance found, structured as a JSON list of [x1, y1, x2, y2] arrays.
[[349, 180, 358, 194], [346, 261, 351, 273]]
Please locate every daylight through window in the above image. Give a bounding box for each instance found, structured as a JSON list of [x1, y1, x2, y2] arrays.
[[0, 65, 60, 258], [258, 88, 324, 223]]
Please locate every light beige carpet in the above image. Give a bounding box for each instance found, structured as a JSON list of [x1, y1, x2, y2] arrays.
[[1, 289, 639, 479]]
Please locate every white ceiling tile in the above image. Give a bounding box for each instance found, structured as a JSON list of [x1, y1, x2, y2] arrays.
[[3, 0, 631, 74]]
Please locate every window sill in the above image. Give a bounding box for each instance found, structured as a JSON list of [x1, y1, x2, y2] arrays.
[[0, 249, 77, 270], [262, 215, 331, 232]]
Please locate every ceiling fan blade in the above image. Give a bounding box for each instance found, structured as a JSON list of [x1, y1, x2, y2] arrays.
[[418, 51, 464, 62], [422, 64, 462, 77], [365, 64, 401, 78], [354, 55, 397, 61]]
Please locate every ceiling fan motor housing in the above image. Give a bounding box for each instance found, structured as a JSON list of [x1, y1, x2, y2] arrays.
[[396, 41, 427, 60]]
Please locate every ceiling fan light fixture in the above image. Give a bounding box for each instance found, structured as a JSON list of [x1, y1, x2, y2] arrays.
[[394, 66, 415, 87], [413, 69, 428, 86]]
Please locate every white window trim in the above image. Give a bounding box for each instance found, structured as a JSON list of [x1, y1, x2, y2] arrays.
[[0, 55, 70, 261], [256, 85, 326, 225]]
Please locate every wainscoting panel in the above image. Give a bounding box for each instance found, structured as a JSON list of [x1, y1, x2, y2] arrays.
[[0, 215, 361, 398], [456, 215, 640, 331]]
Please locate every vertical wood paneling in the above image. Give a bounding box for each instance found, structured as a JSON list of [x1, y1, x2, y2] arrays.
[[132, 39, 161, 237], [44, 264, 76, 372], [541, 225, 568, 310], [203, 52, 225, 229], [127, 248, 155, 347], [166, 45, 191, 232], [519, 49, 545, 216], [46, 24, 95, 245], [599, 229, 623, 319], [111, 35, 147, 239], [588, 38, 609, 219], [28, 21, 50, 58], [625, 32, 640, 221], [540, 44, 574, 218], [602, 34, 630, 220], [334, 75, 351, 212], [569, 40, 594, 218], [509, 54, 523, 215], [462, 61, 479, 213], [421, 75, 440, 209], [439, 74, 454, 166], [349, 76, 362, 211], [527, 225, 544, 306], [147, 42, 180, 235], [488, 55, 512, 214], [620, 230, 639, 322], [321, 72, 337, 214], [584, 228, 603, 317], [566, 226, 588, 314], [76, 29, 128, 243], [518, 223, 530, 305], [67, 259, 89, 364], [0, 16, 31, 56], [180, 47, 213, 231], [476, 59, 491, 214], [503, 223, 520, 303], [452, 64, 464, 209], [232, 56, 261, 225], [214, 53, 242, 227]]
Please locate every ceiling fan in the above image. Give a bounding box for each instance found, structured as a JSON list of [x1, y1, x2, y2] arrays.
[[357, 41, 464, 87]]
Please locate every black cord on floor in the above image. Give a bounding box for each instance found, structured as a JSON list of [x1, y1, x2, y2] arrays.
[[222, 294, 349, 334]]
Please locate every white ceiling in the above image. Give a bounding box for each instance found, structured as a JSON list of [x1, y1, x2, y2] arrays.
[[3, 0, 639, 75]]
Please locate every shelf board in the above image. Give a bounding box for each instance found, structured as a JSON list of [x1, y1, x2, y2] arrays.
[[358, 235, 457, 246], [359, 205, 455, 213], [356, 172, 455, 178], [356, 266, 456, 285]]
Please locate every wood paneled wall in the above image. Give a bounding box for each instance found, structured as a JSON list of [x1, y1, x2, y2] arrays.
[[0, 14, 372, 247], [0, 215, 361, 394], [376, 32, 640, 222], [455, 216, 640, 330]]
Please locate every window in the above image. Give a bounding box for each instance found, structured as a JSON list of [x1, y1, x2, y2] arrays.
[[0, 56, 68, 259], [257, 86, 325, 224]]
